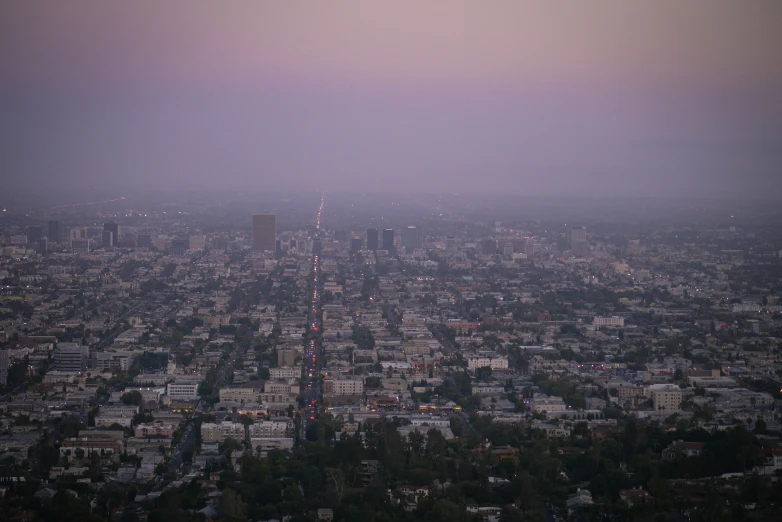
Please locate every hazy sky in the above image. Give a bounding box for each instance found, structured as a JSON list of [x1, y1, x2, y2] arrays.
[[2, 1, 781, 199]]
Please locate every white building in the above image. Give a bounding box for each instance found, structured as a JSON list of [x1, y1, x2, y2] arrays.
[[53, 343, 90, 372], [248, 420, 291, 438], [649, 384, 682, 411], [250, 437, 294, 456], [593, 316, 625, 328], [466, 355, 509, 371], [325, 377, 364, 395], [269, 367, 300, 380], [530, 395, 567, 414], [167, 381, 199, 399]]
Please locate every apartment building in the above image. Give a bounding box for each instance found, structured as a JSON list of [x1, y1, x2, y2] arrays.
[[324, 377, 364, 395], [649, 384, 682, 411], [201, 422, 246, 443]]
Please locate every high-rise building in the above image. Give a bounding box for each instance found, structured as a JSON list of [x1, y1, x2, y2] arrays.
[[189, 235, 206, 250], [571, 227, 589, 257], [39, 237, 48, 255], [366, 228, 378, 251], [482, 239, 497, 255], [48, 221, 60, 243], [54, 343, 90, 372], [350, 237, 363, 252], [253, 213, 276, 252], [102, 230, 114, 249], [170, 237, 189, 255], [401, 226, 423, 251], [382, 229, 395, 252], [71, 238, 90, 254], [69, 227, 87, 242], [28, 226, 43, 245], [137, 234, 152, 249], [103, 222, 119, 248]]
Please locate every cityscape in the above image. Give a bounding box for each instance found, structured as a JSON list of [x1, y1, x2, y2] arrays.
[[2, 2, 782, 522]]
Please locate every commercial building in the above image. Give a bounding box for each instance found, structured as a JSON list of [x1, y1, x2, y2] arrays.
[[324, 377, 364, 395], [253, 212, 276, 252], [366, 228, 379, 251], [219, 387, 260, 403], [71, 238, 90, 254], [28, 226, 43, 246], [103, 222, 119, 248], [277, 349, 296, 367], [134, 422, 176, 439], [593, 316, 625, 328], [382, 228, 395, 252], [571, 226, 589, 256], [136, 235, 152, 249], [401, 226, 423, 250], [269, 367, 300, 380], [48, 221, 60, 243], [167, 381, 200, 399], [248, 420, 291, 438], [531, 395, 567, 414], [189, 235, 206, 250], [466, 355, 509, 371], [53, 343, 90, 372], [250, 437, 294, 456], [481, 239, 497, 255]]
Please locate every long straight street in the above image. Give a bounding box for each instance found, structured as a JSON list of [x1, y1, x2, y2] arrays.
[[302, 193, 325, 436]]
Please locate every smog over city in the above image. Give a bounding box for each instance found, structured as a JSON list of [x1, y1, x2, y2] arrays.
[[1, 2, 782, 522]]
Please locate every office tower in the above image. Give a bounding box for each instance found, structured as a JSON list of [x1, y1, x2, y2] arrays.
[[312, 238, 322, 255], [71, 238, 90, 254], [502, 242, 514, 257], [170, 237, 189, 255], [382, 228, 395, 252], [350, 238, 363, 252], [28, 226, 43, 245], [276, 239, 282, 256], [482, 238, 497, 255], [571, 226, 589, 256], [103, 222, 119, 248], [525, 242, 535, 258], [137, 234, 152, 249], [252, 212, 276, 252], [39, 237, 48, 254], [69, 227, 87, 242], [290, 239, 297, 249], [366, 228, 379, 251], [189, 235, 206, 250], [54, 343, 90, 372], [401, 226, 423, 250], [48, 220, 60, 243]]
